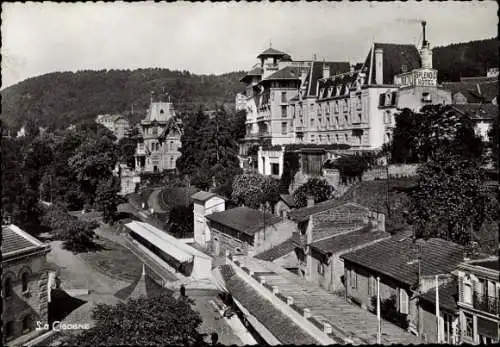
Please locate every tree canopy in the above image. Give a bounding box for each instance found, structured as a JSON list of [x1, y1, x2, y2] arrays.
[[389, 105, 484, 164], [232, 173, 280, 209], [60, 294, 203, 346], [410, 149, 496, 245], [292, 178, 335, 208]]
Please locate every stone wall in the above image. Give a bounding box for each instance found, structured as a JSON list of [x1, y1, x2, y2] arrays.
[[2, 252, 49, 344], [362, 164, 420, 181]]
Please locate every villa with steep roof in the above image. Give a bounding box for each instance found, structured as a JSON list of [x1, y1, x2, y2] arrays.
[[134, 94, 183, 173]]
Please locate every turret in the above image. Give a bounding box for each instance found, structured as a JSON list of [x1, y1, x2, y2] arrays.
[[419, 21, 433, 69]]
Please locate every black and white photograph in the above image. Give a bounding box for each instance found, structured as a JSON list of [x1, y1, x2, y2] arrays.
[[1, 1, 498, 346]]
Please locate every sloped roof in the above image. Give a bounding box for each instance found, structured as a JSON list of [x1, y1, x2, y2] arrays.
[[364, 43, 421, 85], [114, 265, 172, 301], [311, 227, 390, 255], [470, 258, 499, 271], [264, 66, 302, 81], [443, 80, 498, 103], [206, 206, 282, 236], [226, 272, 318, 345], [305, 61, 350, 97], [288, 201, 368, 223], [341, 232, 473, 287], [191, 191, 223, 203], [2, 224, 48, 258], [420, 281, 458, 313], [254, 233, 300, 261], [240, 67, 264, 82], [257, 47, 287, 58], [451, 104, 498, 121], [318, 72, 359, 100]]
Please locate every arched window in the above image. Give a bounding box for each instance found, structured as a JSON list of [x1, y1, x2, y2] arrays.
[[21, 272, 29, 292], [4, 277, 13, 298]]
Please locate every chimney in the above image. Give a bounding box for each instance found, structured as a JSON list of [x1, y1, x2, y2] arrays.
[[323, 63, 330, 79], [306, 196, 315, 207], [375, 48, 384, 85], [419, 21, 433, 69]]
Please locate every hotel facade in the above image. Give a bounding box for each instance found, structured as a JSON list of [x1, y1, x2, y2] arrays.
[[238, 23, 451, 165]]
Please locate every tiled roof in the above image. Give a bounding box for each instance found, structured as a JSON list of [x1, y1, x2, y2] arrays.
[[219, 264, 236, 282], [288, 200, 368, 223], [364, 43, 421, 85], [2, 224, 47, 257], [443, 80, 498, 103], [264, 66, 302, 81], [240, 67, 264, 82], [114, 265, 172, 301], [341, 232, 469, 286], [460, 76, 498, 83], [471, 258, 499, 271], [279, 194, 297, 208], [226, 273, 318, 345], [451, 104, 498, 121], [305, 61, 350, 97], [254, 233, 300, 261], [257, 47, 287, 58], [206, 206, 282, 236], [311, 227, 390, 255], [318, 72, 359, 100], [420, 281, 458, 313]]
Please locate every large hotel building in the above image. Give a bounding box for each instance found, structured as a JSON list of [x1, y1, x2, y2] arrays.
[[238, 22, 451, 163]]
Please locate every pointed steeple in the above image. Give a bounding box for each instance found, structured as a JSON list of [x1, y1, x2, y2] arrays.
[[114, 264, 172, 301]]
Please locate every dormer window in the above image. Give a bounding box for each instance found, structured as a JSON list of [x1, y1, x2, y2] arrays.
[[336, 86, 341, 96], [344, 84, 350, 95], [160, 109, 164, 114], [328, 87, 334, 98], [319, 88, 325, 99], [385, 92, 392, 106], [401, 65, 408, 73]]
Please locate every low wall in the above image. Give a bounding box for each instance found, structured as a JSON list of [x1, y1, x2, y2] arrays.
[[362, 164, 420, 181]]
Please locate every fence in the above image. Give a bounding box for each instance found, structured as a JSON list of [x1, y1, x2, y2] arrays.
[[362, 164, 420, 181]]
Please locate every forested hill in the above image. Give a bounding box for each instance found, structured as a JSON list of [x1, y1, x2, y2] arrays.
[[433, 38, 498, 82], [1, 68, 246, 130]]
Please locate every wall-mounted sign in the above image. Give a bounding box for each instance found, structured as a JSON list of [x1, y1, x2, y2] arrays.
[[398, 68, 437, 87]]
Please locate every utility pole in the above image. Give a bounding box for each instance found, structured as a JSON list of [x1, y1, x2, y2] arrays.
[[386, 152, 391, 220], [436, 275, 440, 343], [377, 276, 381, 344]]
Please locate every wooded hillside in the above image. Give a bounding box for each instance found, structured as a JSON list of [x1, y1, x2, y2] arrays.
[[1, 69, 246, 129], [433, 38, 498, 82]]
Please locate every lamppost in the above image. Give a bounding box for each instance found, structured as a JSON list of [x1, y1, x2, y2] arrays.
[[385, 152, 391, 220]]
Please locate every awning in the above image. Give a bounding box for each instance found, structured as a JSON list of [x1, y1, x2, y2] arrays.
[[477, 316, 499, 339], [126, 221, 193, 263]]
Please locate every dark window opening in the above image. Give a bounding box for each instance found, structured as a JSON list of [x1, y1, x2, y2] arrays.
[[22, 272, 29, 292], [271, 163, 280, 176], [22, 315, 31, 332], [4, 277, 13, 298]]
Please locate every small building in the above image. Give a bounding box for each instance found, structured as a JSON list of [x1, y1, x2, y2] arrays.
[[125, 221, 212, 280], [134, 95, 183, 173], [2, 224, 51, 345], [114, 163, 141, 195], [257, 146, 286, 178], [192, 191, 226, 249], [289, 200, 389, 291], [451, 104, 498, 142], [341, 233, 477, 336], [96, 114, 130, 140], [206, 206, 297, 258], [274, 194, 298, 218], [456, 257, 499, 344]]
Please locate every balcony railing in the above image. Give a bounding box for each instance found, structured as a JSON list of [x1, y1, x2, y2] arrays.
[[473, 293, 499, 315]]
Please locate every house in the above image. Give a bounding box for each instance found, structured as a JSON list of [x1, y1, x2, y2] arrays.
[[341, 233, 478, 336], [418, 280, 460, 344], [274, 194, 298, 218], [456, 257, 499, 344], [451, 104, 498, 142], [2, 224, 51, 345], [134, 94, 183, 173], [192, 191, 226, 249], [206, 206, 297, 258], [288, 199, 389, 291], [95, 114, 130, 140]]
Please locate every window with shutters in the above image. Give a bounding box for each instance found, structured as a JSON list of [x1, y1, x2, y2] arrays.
[[399, 288, 409, 314], [464, 313, 474, 338], [351, 270, 358, 289]]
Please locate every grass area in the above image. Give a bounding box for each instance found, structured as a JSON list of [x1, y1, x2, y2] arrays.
[[79, 237, 143, 282]]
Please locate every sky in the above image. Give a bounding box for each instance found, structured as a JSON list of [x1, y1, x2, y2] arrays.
[[2, 1, 498, 88]]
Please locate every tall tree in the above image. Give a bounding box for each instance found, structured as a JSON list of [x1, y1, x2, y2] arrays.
[[94, 177, 121, 223], [292, 178, 335, 208], [61, 294, 203, 346], [410, 149, 495, 245]]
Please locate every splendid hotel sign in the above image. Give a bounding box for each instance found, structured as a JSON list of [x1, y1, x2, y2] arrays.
[[398, 68, 437, 87]]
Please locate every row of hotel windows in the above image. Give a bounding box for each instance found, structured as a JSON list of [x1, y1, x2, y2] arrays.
[[295, 114, 364, 127], [287, 96, 362, 118], [304, 132, 364, 145]]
